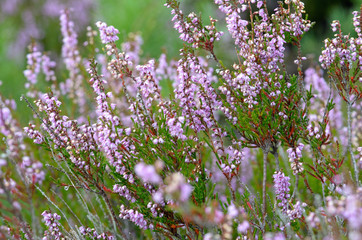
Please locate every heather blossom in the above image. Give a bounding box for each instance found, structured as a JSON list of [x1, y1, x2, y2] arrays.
[[41, 211, 63, 240], [79, 226, 114, 240], [287, 143, 304, 175], [166, 0, 223, 49], [358, 147, 362, 167], [273, 171, 291, 212], [96, 21, 120, 44], [319, 8, 362, 185], [113, 184, 136, 202], [60, 10, 87, 117], [165, 172, 193, 202], [0, 97, 45, 185], [23, 45, 42, 98], [287, 201, 307, 220], [134, 162, 162, 184], [119, 205, 152, 230]]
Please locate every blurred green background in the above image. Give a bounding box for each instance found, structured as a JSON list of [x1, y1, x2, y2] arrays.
[[0, 0, 361, 105]]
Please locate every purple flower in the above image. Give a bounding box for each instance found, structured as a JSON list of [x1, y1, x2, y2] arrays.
[[320, 13, 362, 72], [174, 51, 221, 132], [166, 1, 223, 48], [286, 143, 304, 175], [304, 67, 345, 142], [119, 205, 152, 230], [24, 124, 44, 144], [165, 172, 193, 202], [113, 184, 136, 202], [273, 171, 291, 212], [287, 201, 307, 220], [59, 10, 88, 116], [96, 21, 119, 44], [23, 45, 42, 98], [227, 203, 238, 219], [237, 220, 250, 234], [78, 225, 114, 239], [60, 10, 80, 74], [41, 54, 57, 82], [41, 211, 63, 240], [135, 162, 162, 184]]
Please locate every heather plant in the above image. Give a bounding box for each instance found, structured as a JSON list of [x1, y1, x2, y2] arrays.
[[0, 0, 361, 240]]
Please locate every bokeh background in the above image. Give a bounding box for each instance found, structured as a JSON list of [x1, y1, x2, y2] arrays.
[[0, 0, 360, 109]]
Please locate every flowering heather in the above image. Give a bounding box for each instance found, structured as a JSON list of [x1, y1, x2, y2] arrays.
[[134, 162, 162, 184], [0, 0, 361, 240], [41, 211, 63, 240], [96, 21, 120, 44], [79, 226, 114, 240], [273, 171, 291, 212], [287, 143, 304, 175], [319, 7, 362, 185]]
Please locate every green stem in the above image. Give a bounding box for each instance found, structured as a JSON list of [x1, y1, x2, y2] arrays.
[[262, 149, 268, 232], [292, 174, 299, 199], [272, 145, 279, 171], [347, 102, 359, 185]]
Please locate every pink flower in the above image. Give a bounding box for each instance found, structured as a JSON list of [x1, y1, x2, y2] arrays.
[[135, 162, 162, 184]]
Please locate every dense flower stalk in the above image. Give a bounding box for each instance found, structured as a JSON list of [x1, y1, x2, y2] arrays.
[[60, 10, 87, 117], [96, 21, 120, 44], [286, 143, 304, 175], [119, 205, 152, 230], [273, 171, 291, 213], [174, 50, 220, 132], [41, 211, 63, 240]]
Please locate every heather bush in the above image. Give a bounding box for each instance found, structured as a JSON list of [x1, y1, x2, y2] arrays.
[[0, 0, 361, 239]]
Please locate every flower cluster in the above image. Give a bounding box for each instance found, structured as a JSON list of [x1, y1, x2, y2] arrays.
[[119, 205, 152, 230], [286, 143, 304, 175], [24, 124, 44, 144], [174, 49, 220, 132], [320, 16, 362, 71], [166, 0, 223, 49], [96, 21, 120, 44], [214, 0, 249, 48], [60, 9, 87, 116], [23, 45, 42, 94], [273, 171, 291, 212], [21, 156, 45, 184], [41, 211, 63, 240], [134, 162, 162, 184], [79, 226, 114, 240], [113, 184, 136, 203], [164, 172, 193, 202], [287, 201, 307, 220], [0, 97, 45, 185], [23, 44, 58, 99], [273, 0, 312, 38]]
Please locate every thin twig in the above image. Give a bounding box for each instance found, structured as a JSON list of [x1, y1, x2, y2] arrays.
[[262, 149, 269, 232]]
